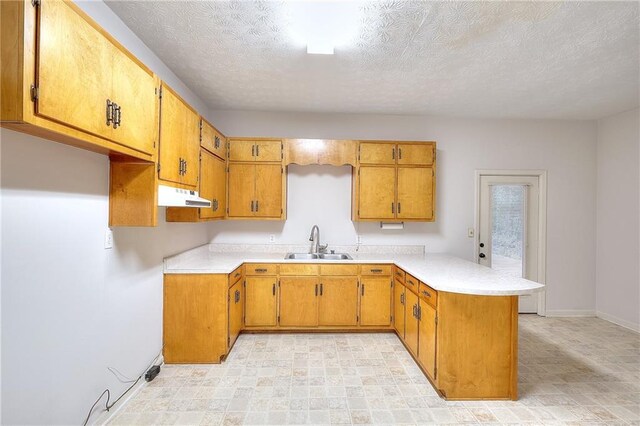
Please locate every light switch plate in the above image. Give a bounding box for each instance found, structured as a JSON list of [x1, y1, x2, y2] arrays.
[[104, 229, 114, 249]]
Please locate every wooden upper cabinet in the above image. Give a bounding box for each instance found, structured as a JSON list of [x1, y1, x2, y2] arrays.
[[279, 277, 318, 327], [199, 150, 226, 220], [397, 167, 434, 220], [255, 164, 283, 218], [359, 142, 396, 165], [158, 84, 200, 187], [360, 276, 392, 326], [229, 139, 282, 162], [397, 143, 434, 165], [110, 46, 157, 156], [358, 166, 396, 219], [36, 0, 113, 141], [319, 277, 358, 326], [200, 119, 225, 160], [245, 276, 277, 327], [228, 163, 255, 217], [418, 301, 437, 379]]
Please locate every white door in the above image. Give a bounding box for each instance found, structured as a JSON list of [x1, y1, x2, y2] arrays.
[[478, 175, 540, 313]]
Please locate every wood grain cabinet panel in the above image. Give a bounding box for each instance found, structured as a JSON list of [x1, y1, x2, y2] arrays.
[[279, 277, 318, 327], [199, 150, 226, 219], [358, 166, 396, 219], [397, 144, 434, 165], [397, 167, 434, 220], [200, 119, 225, 160], [360, 276, 392, 326], [229, 139, 282, 162], [228, 279, 244, 349], [418, 301, 437, 379], [245, 276, 277, 327], [255, 140, 282, 162], [359, 142, 396, 164], [318, 277, 358, 326], [228, 163, 255, 217], [228, 139, 256, 162], [404, 289, 419, 355], [36, 0, 113, 141], [393, 279, 406, 339], [254, 164, 283, 218], [227, 163, 284, 219]]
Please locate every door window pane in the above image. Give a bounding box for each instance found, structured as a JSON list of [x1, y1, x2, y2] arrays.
[[491, 185, 525, 278]]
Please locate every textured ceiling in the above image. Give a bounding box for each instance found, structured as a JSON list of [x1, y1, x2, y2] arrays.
[[105, 1, 639, 119]]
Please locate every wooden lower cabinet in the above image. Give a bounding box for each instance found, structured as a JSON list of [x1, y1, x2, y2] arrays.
[[319, 277, 358, 326], [163, 274, 228, 363], [360, 276, 392, 326], [418, 301, 437, 379], [393, 279, 406, 338], [245, 276, 277, 326], [404, 289, 419, 355], [228, 280, 244, 349], [279, 277, 319, 327]]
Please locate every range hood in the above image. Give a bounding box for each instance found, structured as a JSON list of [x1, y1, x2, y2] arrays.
[[157, 184, 211, 208]]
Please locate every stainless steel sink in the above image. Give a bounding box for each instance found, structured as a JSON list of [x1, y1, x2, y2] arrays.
[[285, 252, 352, 260], [318, 253, 352, 260]]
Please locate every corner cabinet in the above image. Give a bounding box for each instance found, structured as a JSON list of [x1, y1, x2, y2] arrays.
[[353, 141, 436, 222]]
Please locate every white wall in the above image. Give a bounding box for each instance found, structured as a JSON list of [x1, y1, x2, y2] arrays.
[[0, 1, 212, 424], [209, 110, 598, 315], [596, 108, 640, 331]]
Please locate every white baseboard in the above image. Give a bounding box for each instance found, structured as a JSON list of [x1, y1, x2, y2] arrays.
[[596, 311, 640, 333], [545, 310, 596, 317]]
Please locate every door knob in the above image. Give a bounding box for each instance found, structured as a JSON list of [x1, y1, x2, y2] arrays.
[[479, 253, 486, 258]]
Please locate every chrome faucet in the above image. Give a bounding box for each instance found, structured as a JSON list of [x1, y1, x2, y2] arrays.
[[309, 225, 328, 254]]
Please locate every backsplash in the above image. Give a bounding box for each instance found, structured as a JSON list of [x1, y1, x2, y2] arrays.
[[207, 243, 425, 255]]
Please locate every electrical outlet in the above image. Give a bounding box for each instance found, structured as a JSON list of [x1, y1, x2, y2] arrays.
[[357, 235, 362, 244], [104, 229, 113, 249], [467, 228, 475, 238], [269, 234, 275, 243]]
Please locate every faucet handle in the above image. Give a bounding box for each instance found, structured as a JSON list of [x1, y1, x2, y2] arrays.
[[319, 244, 328, 253]]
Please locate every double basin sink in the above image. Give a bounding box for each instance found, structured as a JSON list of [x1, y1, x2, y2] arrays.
[[285, 253, 353, 260]]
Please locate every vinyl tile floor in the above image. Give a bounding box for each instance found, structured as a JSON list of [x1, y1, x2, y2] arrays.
[[109, 315, 639, 425]]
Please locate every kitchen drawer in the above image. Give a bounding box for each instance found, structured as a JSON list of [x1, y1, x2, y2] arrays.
[[228, 265, 244, 287], [279, 264, 319, 276], [394, 267, 406, 283], [405, 273, 419, 293], [418, 282, 438, 308], [360, 264, 392, 276], [245, 263, 277, 276], [320, 264, 359, 276]]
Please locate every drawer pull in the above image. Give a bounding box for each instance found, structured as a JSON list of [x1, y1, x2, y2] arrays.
[[370, 269, 383, 273], [234, 272, 241, 278], [421, 290, 431, 298], [255, 268, 268, 273], [395, 271, 403, 277], [407, 279, 415, 286]]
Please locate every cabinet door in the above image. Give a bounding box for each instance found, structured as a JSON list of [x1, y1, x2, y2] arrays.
[[181, 108, 201, 187], [418, 302, 437, 379], [201, 120, 226, 160], [199, 151, 226, 219], [397, 167, 434, 220], [404, 290, 419, 355], [360, 277, 392, 326], [245, 277, 277, 326], [229, 281, 244, 348], [229, 140, 256, 162], [255, 164, 283, 218], [36, 0, 113, 140], [228, 163, 255, 217], [255, 140, 282, 162], [279, 277, 318, 327], [358, 166, 396, 219], [397, 144, 434, 166], [393, 280, 406, 339], [319, 277, 358, 326], [111, 47, 157, 156], [359, 143, 396, 165]]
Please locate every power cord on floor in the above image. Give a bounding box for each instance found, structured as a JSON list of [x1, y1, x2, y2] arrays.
[[81, 348, 162, 426]]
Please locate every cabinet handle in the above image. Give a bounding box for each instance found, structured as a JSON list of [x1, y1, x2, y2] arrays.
[[106, 99, 114, 127], [252, 145, 255, 157], [400, 293, 404, 305], [214, 135, 221, 149], [235, 289, 240, 303], [272, 283, 276, 295], [256, 145, 259, 156], [212, 199, 219, 211], [251, 200, 254, 212], [421, 290, 431, 298], [255, 200, 259, 212], [361, 283, 365, 296], [391, 203, 395, 214], [370, 268, 383, 273], [398, 148, 402, 159], [418, 305, 422, 320], [319, 283, 323, 296], [407, 279, 415, 287], [398, 202, 401, 214], [315, 284, 318, 296], [392, 147, 395, 160], [114, 104, 121, 128], [255, 268, 268, 273], [184, 160, 187, 174]]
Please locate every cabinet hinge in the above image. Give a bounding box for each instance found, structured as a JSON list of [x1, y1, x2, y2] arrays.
[[157, 163, 161, 173], [358, 145, 361, 161], [278, 315, 280, 322], [281, 208, 283, 214], [434, 366, 437, 378], [227, 336, 230, 346], [30, 85, 39, 102], [281, 167, 283, 174], [435, 313, 438, 325], [281, 142, 284, 160], [357, 315, 359, 322], [158, 87, 163, 99], [31, 0, 40, 7]]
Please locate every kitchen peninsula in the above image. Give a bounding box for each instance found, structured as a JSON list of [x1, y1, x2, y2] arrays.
[[164, 244, 543, 401]]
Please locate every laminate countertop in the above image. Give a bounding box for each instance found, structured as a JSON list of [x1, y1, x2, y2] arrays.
[[164, 244, 544, 297]]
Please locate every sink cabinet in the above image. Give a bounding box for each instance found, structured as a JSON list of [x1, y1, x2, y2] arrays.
[[319, 276, 359, 326], [279, 277, 319, 327]]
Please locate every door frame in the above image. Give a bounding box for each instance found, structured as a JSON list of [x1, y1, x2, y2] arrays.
[[474, 170, 548, 316]]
